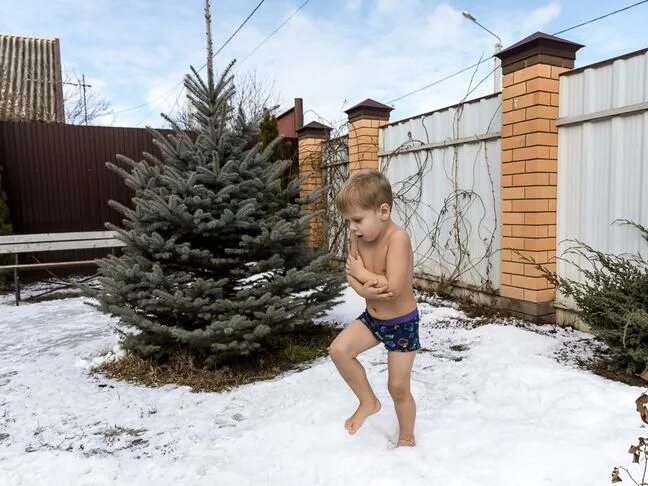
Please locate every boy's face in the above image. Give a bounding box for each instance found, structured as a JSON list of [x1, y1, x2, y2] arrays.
[[343, 204, 390, 242]]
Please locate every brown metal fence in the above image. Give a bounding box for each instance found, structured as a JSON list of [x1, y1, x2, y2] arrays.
[[0, 121, 299, 279], [0, 121, 167, 270]]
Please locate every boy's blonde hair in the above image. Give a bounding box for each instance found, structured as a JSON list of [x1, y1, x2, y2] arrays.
[[336, 169, 393, 212]]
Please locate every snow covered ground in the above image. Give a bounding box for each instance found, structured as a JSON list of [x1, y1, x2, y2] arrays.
[[0, 285, 645, 485]]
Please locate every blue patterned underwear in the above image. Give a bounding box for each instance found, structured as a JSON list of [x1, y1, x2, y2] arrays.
[[357, 308, 421, 352]]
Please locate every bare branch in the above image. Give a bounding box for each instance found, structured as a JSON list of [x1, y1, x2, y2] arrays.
[[62, 66, 112, 125], [166, 69, 279, 131]]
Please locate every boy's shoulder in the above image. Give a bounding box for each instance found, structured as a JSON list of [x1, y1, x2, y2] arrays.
[[387, 226, 411, 247]]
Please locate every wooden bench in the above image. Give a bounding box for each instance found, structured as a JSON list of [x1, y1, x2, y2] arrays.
[[0, 231, 125, 306]]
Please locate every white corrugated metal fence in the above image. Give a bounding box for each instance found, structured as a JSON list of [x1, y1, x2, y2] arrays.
[[557, 48, 648, 309], [380, 94, 502, 291]]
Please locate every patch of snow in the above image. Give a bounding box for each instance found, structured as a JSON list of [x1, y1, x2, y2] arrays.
[[0, 287, 644, 485]]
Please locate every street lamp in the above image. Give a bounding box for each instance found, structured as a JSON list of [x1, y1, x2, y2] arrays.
[[462, 11, 503, 93]]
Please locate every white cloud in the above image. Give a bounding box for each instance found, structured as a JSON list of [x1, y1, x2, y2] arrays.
[[143, 76, 187, 124], [522, 2, 562, 34], [345, 0, 362, 12], [5, 0, 646, 129], [225, 2, 500, 126], [375, 0, 402, 14], [89, 1, 559, 127]]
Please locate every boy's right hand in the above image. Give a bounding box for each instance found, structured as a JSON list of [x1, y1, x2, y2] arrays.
[[361, 280, 393, 300]]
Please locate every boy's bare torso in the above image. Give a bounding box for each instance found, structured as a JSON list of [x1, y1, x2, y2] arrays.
[[353, 224, 417, 319]]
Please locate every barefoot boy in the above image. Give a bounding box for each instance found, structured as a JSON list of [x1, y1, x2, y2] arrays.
[[329, 169, 420, 448]]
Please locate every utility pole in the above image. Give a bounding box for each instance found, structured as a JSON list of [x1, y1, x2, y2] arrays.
[[62, 76, 92, 124], [25, 75, 92, 123], [205, 0, 214, 88], [462, 11, 503, 93], [81, 74, 89, 125]]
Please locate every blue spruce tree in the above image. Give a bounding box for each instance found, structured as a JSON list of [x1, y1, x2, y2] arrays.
[[94, 39, 342, 366]]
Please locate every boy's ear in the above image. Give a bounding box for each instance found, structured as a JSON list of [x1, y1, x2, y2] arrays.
[[379, 203, 390, 220]]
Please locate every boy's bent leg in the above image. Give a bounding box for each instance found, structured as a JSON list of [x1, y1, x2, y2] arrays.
[[387, 351, 417, 447], [329, 320, 381, 434]]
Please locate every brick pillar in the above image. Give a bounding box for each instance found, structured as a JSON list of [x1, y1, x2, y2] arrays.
[[496, 32, 583, 321], [345, 99, 393, 174], [297, 121, 331, 248]]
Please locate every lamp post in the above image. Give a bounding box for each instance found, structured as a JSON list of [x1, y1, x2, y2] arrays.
[[462, 11, 503, 92]]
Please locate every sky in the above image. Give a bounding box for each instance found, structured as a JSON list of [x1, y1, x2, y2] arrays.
[[1, 0, 646, 129]]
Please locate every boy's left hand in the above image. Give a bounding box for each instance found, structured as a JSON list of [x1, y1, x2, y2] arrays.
[[345, 252, 365, 278]]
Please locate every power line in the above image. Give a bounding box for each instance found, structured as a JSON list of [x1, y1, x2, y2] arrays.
[[552, 0, 648, 35], [134, 0, 268, 126], [212, 0, 267, 59], [113, 0, 267, 118], [240, 0, 312, 64], [111, 86, 173, 115], [387, 58, 493, 105], [387, 0, 648, 106], [134, 83, 185, 127]]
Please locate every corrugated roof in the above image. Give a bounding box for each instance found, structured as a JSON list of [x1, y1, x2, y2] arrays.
[[0, 33, 64, 122]]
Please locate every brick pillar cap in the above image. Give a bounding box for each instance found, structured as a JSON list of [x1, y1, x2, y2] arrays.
[[496, 31, 584, 74], [296, 121, 332, 139], [345, 98, 393, 122]]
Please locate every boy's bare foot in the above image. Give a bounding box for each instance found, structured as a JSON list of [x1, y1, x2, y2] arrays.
[[396, 437, 416, 447], [344, 398, 381, 434]]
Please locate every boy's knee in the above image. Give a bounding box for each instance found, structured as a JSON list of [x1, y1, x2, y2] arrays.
[[387, 380, 410, 401], [329, 341, 351, 363]]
